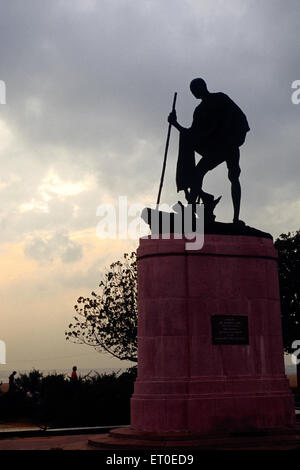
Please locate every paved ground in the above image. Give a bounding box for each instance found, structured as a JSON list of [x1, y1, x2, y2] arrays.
[[0, 433, 97, 450], [0, 422, 40, 433], [0, 428, 300, 451], [0, 418, 299, 451], [1, 431, 300, 451]]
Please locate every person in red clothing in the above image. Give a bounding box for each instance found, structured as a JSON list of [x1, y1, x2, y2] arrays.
[[71, 365, 78, 381]]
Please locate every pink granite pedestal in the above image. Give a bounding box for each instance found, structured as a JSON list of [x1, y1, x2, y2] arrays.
[[130, 234, 295, 434]]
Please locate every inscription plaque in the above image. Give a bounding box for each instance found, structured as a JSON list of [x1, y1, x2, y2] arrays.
[[211, 315, 249, 345]]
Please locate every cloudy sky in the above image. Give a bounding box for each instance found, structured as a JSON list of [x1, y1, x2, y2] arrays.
[[0, 0, 299, 375]]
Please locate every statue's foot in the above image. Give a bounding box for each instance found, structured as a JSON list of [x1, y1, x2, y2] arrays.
[[212, 195, 222, 209], [233, 219, 245, 226], [199, 191, 222, 205], [202, 194, 222, 208]]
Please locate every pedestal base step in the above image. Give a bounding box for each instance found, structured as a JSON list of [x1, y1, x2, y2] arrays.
[[88, 425, 300, 450]]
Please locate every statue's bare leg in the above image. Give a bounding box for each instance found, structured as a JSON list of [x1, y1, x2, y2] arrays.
[[227, 148, 242, 223], [231, 177, 241, 223]]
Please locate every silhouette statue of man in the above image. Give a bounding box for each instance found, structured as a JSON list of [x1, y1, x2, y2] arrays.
[[168, 78, 250, 223]]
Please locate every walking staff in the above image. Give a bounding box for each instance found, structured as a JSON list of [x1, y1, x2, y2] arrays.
[[156, 92, 177, 206]]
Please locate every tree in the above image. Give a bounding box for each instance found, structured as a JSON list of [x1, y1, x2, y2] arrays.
[[65, 252, 137, 362], [274, 230, 300, 388]]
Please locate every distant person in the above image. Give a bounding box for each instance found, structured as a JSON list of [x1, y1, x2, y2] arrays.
[[8, 370, 17, 393], [71, 366, 78, 381]]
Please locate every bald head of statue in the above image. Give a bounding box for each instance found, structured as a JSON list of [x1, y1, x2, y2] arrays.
[[190, 78, 209, 99]]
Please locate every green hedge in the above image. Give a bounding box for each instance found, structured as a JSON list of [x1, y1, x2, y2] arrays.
[[0, 367, 136, 427]]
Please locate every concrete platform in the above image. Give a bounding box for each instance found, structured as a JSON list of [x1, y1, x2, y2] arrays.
[[88, 424, 300, 450]]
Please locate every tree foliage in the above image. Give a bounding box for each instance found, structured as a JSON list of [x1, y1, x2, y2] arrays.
[[275, 230, 300, 353], [65, 252, 137, 362]]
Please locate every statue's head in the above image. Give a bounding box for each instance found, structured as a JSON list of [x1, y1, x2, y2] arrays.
[[190, 78, 208, 99]]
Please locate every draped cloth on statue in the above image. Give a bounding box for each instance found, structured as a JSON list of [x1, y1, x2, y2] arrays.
[[176, 131, 196, 192]]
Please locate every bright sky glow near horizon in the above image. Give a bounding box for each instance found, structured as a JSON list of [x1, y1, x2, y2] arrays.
[[0, 0, 299, 375]]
